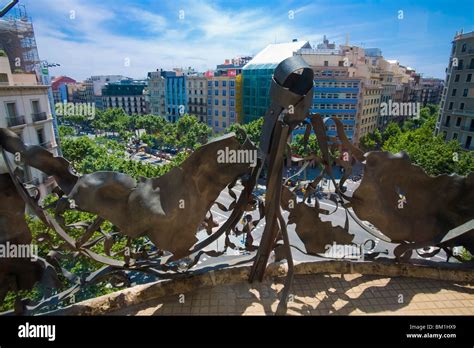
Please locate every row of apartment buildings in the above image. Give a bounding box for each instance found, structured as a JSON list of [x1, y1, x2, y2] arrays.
[[241, 36, 445, 145], [47, 34, 449, 143]]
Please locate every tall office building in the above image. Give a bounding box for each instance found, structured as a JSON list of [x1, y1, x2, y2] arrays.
[[436, 31, 474, 150]]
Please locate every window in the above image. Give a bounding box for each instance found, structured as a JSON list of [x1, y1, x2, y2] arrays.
[[230, 89, 235, 97], [456, 117, 462, 127], [222, 90, 226, 96], [230, 111, 235, 118], [37, 128, 45, 145], [449, 102, 453, 110], [222, 81, 227, 87], [222, 111, 226, 117], [214, 110, 218, 116], [452, 89, 457, 96], [470, 58, 474, 69], [208, 81, 212, 87], [445, 115, 451, 127], [222, 100, 226, 106], [214, 99, 218, 105], [455, 74, 460, 82], [466, 136, 472, 149], [460, 103, 465, 110], [230, 81, 235, 87], [222, 121, 226, 128], [230, 100, 234, 107], [215, 120, 219, 127], [6, 102, 17, 118], [214, 90, 218, 96], [214, 81, 219, 87], [324, 61, 329, 66], [0, 73, 8, 83], [467, 74, 472, 82], [463, 89, 468, 97], [461, 43, 467, 52]]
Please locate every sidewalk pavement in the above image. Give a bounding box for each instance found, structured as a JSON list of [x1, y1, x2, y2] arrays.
[[112, 273, 474, 316]]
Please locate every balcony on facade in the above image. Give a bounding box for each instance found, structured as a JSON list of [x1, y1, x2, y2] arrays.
[[7, 116, 26, 127], [32, 112, 48, 122]]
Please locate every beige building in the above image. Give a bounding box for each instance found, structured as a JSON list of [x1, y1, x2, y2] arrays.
[[0, 52, 58, 195], [207, 75, 237, 133], [186, 75, 207, 123]]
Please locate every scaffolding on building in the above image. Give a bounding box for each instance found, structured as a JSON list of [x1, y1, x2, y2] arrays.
[[0, 3, 40, 73]]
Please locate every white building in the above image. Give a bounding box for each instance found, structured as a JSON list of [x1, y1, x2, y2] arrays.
[[0, 52, 58, 195]]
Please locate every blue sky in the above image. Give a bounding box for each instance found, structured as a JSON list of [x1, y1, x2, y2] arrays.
[[14, 0, 474, 80]]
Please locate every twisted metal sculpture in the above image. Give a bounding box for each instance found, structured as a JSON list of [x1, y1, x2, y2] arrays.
[[0, 56, 473, 315]]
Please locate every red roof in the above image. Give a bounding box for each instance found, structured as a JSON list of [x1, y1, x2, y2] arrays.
[[51, 76, 77, 90]]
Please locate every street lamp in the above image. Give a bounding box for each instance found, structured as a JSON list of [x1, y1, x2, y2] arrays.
[[39, 60, 62, 155]]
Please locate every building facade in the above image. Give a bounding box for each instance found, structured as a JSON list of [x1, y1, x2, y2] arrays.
[[186, 74, 207, 123], [207, 74, 237, 133], [418, 78, 444, 106], [0, 53, 58, 194], [242, 40, 311, 124], [0, 5, 40, 74], [147, 70, 169, 117], [51, 76, 76, 104], [296, 42, 363, 142], [165, 75, 186, 122], [437, 31, 474, 150], [102, 80, 147, 115]]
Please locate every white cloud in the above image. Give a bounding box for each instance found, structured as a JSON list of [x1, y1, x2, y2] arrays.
[[25, 0, 355, 80]]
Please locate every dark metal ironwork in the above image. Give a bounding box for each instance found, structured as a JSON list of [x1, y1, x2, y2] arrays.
[[0, 56, 472, 315]]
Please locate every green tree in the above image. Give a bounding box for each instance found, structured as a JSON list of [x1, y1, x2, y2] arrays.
[[228, 117, 264, 145], [360, 129, 382, 152], [290, 134, 320, 157], [383, 116, 474, 176]]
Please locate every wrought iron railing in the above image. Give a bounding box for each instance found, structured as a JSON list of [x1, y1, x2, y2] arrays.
[[7, 115, 26, 127], [32, 112, 48, 122]]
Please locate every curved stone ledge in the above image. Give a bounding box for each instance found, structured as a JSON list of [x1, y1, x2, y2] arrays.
[[47, 259, 474, 316]]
